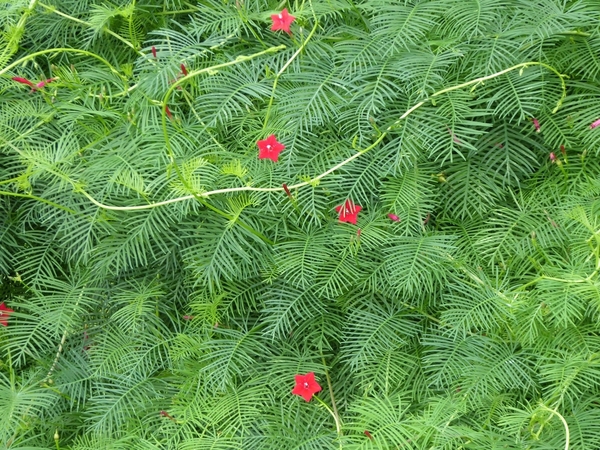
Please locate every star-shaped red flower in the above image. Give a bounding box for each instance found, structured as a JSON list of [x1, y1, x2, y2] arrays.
[[292, 372, 322, 402], [0, 302, 14, 327], [257, 134, 285, 162], [335, 199, 362, 225], [271, 8, 295, 35]]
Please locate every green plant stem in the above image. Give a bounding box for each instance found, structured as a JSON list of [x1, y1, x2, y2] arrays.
[[1, 48, 127, 83], [313, 395, 341, 438], [262, 3, 319, 129], [37, 2, 141, 54], [1, 0, 38, 61], [538, 405, 570, 450], [158, 45, 286, 245], [0, 190, 76, 213], [75, 132, 386, 211], [40, 61, 567, 213], [43, 287, 85, 383], [321, 356, 341, 434]]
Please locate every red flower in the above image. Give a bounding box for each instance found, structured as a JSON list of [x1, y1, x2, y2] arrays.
[[549, 152, 556, 162], [590, 118, 600, 129], [292, 372, 321, 402], [387, 213, 400, 222], [180, 64, 188, 76], [560, 145, 566, 155], [335, 200, 362, 225], [271, 8, 295, 35], [165, 105, 173, 120], [364, 430, 374, 440], [532, 117, 541, 133], [257, 134, 285, 162], [0, 302, 14, 327], [151, 46, 157, 58]]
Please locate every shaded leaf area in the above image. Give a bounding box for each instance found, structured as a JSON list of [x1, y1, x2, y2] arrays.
[[2, 0, 600, 449]]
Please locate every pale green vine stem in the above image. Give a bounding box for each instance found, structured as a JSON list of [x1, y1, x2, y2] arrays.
[[322, 356, 342, 435], [76, 134, 383, 211], [158, 45, 286, 245], [263, 2, 320, 129], [4, 60, 566, 212], [313, 396, 342, 442], [161, 44, 287, 162], [538, 405, 570, 450], [37, 2, 142, 54], [1, 0, 38, 61], [76, 61, 566, 211], [43, 288, 85, 383], [0, 48, 127, 82]]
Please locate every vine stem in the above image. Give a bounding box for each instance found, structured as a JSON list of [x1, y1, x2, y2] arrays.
[[0, 48, 127, 82], [156, 45, 286, 245], [43, 288, 84, 384], [6, 60, 566, 213], [0, 190, 76, 213], [263, 1, 320, 129], [37, 2, 141, 54], [539, 405, 570, 450], [322, 356, 341, 434], [1, 0, 38, 62], [313, 396, 342, 440]]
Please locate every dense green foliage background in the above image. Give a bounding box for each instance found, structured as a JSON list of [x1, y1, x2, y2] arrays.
[[2, 0, 600, 448]]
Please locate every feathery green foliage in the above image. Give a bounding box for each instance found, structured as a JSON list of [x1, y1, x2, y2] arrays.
[[2, 0, 600, 448]]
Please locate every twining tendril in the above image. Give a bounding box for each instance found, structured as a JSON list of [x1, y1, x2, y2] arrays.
[[77, 61, 567, 211]]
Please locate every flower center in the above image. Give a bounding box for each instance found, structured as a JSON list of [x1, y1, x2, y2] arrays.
[[266, 144, 272, 150], [303, 382, 309, 388], [278, 14, 283, 19]]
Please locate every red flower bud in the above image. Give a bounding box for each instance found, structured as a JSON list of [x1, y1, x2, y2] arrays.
[[282, 183, 292, 199], [12, 77, 34, 87], [180, 64, 188, 76], [151, 46, 157, 58], [387, 213, 400, 222], [590, 118, 600, 129], [35, 78, 56, 89], [549, 152, 556, 161], [532, 118, 540, 132], [560, 145, 565, 155]]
